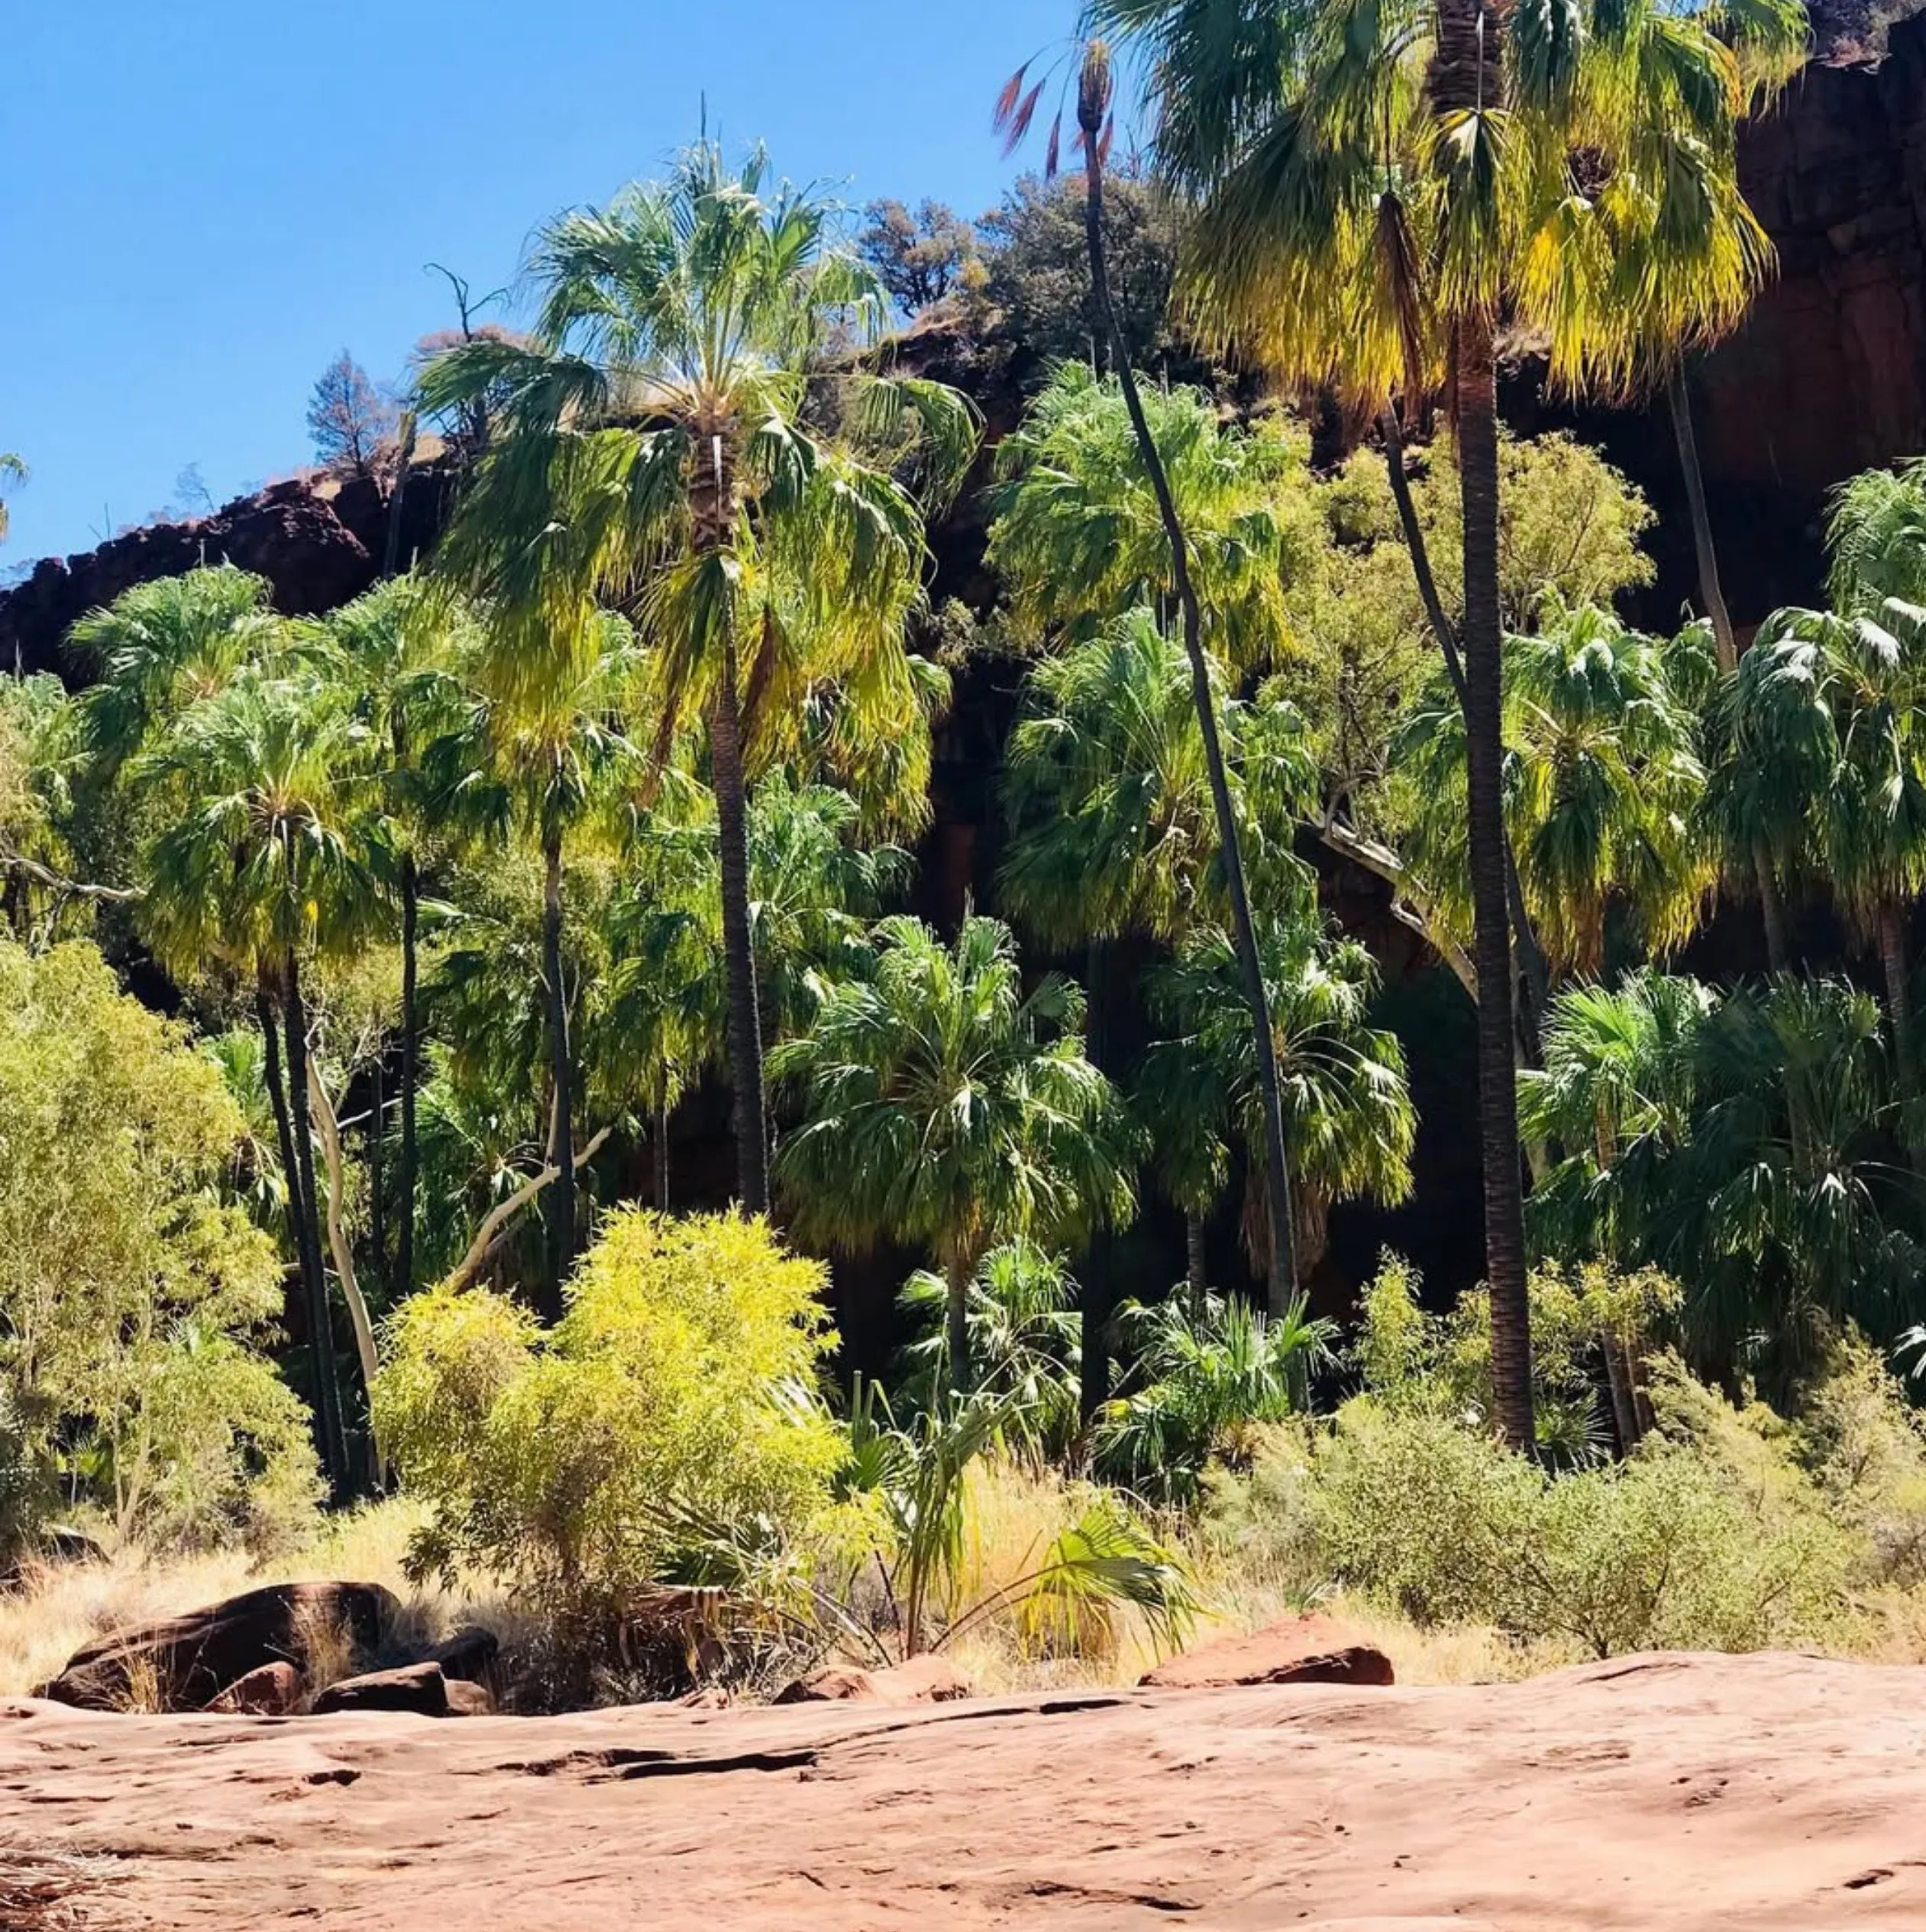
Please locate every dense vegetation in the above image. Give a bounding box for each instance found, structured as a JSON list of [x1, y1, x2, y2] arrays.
[[21, 0, 1926, 1701]]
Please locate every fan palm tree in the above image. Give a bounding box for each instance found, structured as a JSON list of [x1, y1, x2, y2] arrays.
[[128, 667, 392, 1497], [1139, 916, 1416, 1293], [426, 611, 641, 1308], [987, 363, 1308, 673], [771, 913, 1139, 1384], [1101, 0, 1776, 1447], [1399, 600, 1710, 979], [981, 286, 1307, 1303], [327, 577, 474, 1296], [420, 141, 978, 1214], [69, 565, 296, 775], [1000, 609, 1315, 1329]]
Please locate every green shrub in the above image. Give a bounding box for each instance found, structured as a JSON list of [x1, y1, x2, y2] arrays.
[[0, 939, 321, 1556], [375, 1210, 846, 1627]]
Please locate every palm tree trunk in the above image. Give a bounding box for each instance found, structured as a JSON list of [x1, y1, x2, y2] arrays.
[[541, 823, 575, 1312], [1077, 62, 1298, 1308], [945, 1247, 972, 1393], [396, 851, 418, 1296], [1378, 402, 1548, 1067], [367, 1055, 386, 1291], [1455, 315, 1536, 1454], [1186, 1209, 1209, 1307], [710, 627, 771, 1215], [1603, 1335, 1641, 1456], [1667, 365, 1737, 670], [280, 951, 350, 1499], [1080, 937, 1113, 1424], [1879, 897, 1921, 1168], [1756, 842, 1793, 974], [654, 1090, 671, 1213]]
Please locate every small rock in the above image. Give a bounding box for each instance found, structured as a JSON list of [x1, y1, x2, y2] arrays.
[[1139, 1614, 1394, 1691], [442, 1678, 495, 1717], [204, 1661, 302, 1716], [775, 1656, 974, 1706], [311, 1662, 449, 1717], [677, 1686, 733, 1711], [422, 1625, 499, 1685]]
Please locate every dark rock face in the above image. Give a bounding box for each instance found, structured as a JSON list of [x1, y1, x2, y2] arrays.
[[1698, 7, 1926, 499], [0, 464, 451, 680], [35, 1580, 399, 1712], [310, 1661, 451, 1717]]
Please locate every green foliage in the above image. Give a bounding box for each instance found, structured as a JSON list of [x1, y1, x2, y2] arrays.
[[1522, 973, 1926, 1388], [999, 609, 1315, 948], [0, 939, 320, 1557], [1097, 1291, 1336, 1504], [987, 363, 1316, 673], [375, 1210, 845, 1621], [835, 1379, 1197, 1659], [897, 1243, 1084, 1460], [771, 914, 1139, 1287]]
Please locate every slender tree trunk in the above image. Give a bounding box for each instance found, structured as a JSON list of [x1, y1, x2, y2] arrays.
[[396, 851, 418, 1297], [367, 1055, 386, 1292], [711, 628, 771, 1214], [1185, 1209, 1209, 1307], [383, 410, 418, 579], [1455, 317, 1536, 1454], [307, 1056, 383, 1490], [1667, 366, 1737, 669], [1756, 843, 1793, 974], [1879, 897, 1922, 1169], [1080, 937, 1113, 1425], [945, 1247, 971, 1393], [1078, 61, 1298, 1307], [1379, 402, 1548, 1066], [281, 952, 350, 1498], [654, 1091, 671, 1213], [541, 823, 575, 1313], [1603, 1336, 1640, 1457]]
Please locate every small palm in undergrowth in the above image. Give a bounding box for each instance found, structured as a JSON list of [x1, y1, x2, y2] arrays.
[[832, 1379, 1197, 1664], [1098, 1291, 1338, 1506]]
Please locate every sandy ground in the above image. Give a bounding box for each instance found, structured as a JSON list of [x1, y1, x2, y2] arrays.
[[3, 1649, 1923, 1929]]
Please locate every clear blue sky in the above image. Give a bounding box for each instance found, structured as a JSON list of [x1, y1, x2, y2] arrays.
[[0, 0, 1069, 569]]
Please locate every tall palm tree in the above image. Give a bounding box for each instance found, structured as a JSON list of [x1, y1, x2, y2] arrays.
[[1139, 916, 1416, 1291], [771, 913, 1139, 1385], [427, 611, 641, 1309], [1398, 600, 1710, 980], [1000, 609, 1314, 1326], [421, 141, 978, 1213], [327, 577, 473, 1297], [1103, 0, 1772, 1447], [128, 667, 391, 1497]]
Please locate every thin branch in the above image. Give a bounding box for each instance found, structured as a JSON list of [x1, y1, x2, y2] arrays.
[[443, 1123, 614, 1293], [0, 842, 142, 903]]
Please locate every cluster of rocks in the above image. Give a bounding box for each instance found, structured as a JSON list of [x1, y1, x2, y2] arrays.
[[32, 1580, 501, 1720], [32, 1572, 1397, 1723]]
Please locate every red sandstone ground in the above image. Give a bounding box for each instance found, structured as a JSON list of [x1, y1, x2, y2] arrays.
[[3, 1650, 1922, 1929]]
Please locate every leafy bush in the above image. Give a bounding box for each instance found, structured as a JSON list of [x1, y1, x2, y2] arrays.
[[0, 939, 320, 1558], [375, 1210, 847, 1629], [1097, 1291, 1336, 1504]]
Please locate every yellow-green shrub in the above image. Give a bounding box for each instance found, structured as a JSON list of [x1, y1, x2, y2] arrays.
[[374, 1210, 845, 1623]]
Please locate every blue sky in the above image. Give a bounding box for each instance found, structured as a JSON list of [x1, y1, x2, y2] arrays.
[[0, 0, 1069, 569]]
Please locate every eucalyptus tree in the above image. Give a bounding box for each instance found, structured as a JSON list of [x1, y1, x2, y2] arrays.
[[771, 913, 1139, 1385], [1104, 0, 1777, 1447], [420, 140, 978, 1213], [128, 666, 392, 1497], [425, 610, 641, 1307], [1398, 601, 1710, 981], [1139, 919, 1416, 1294]]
